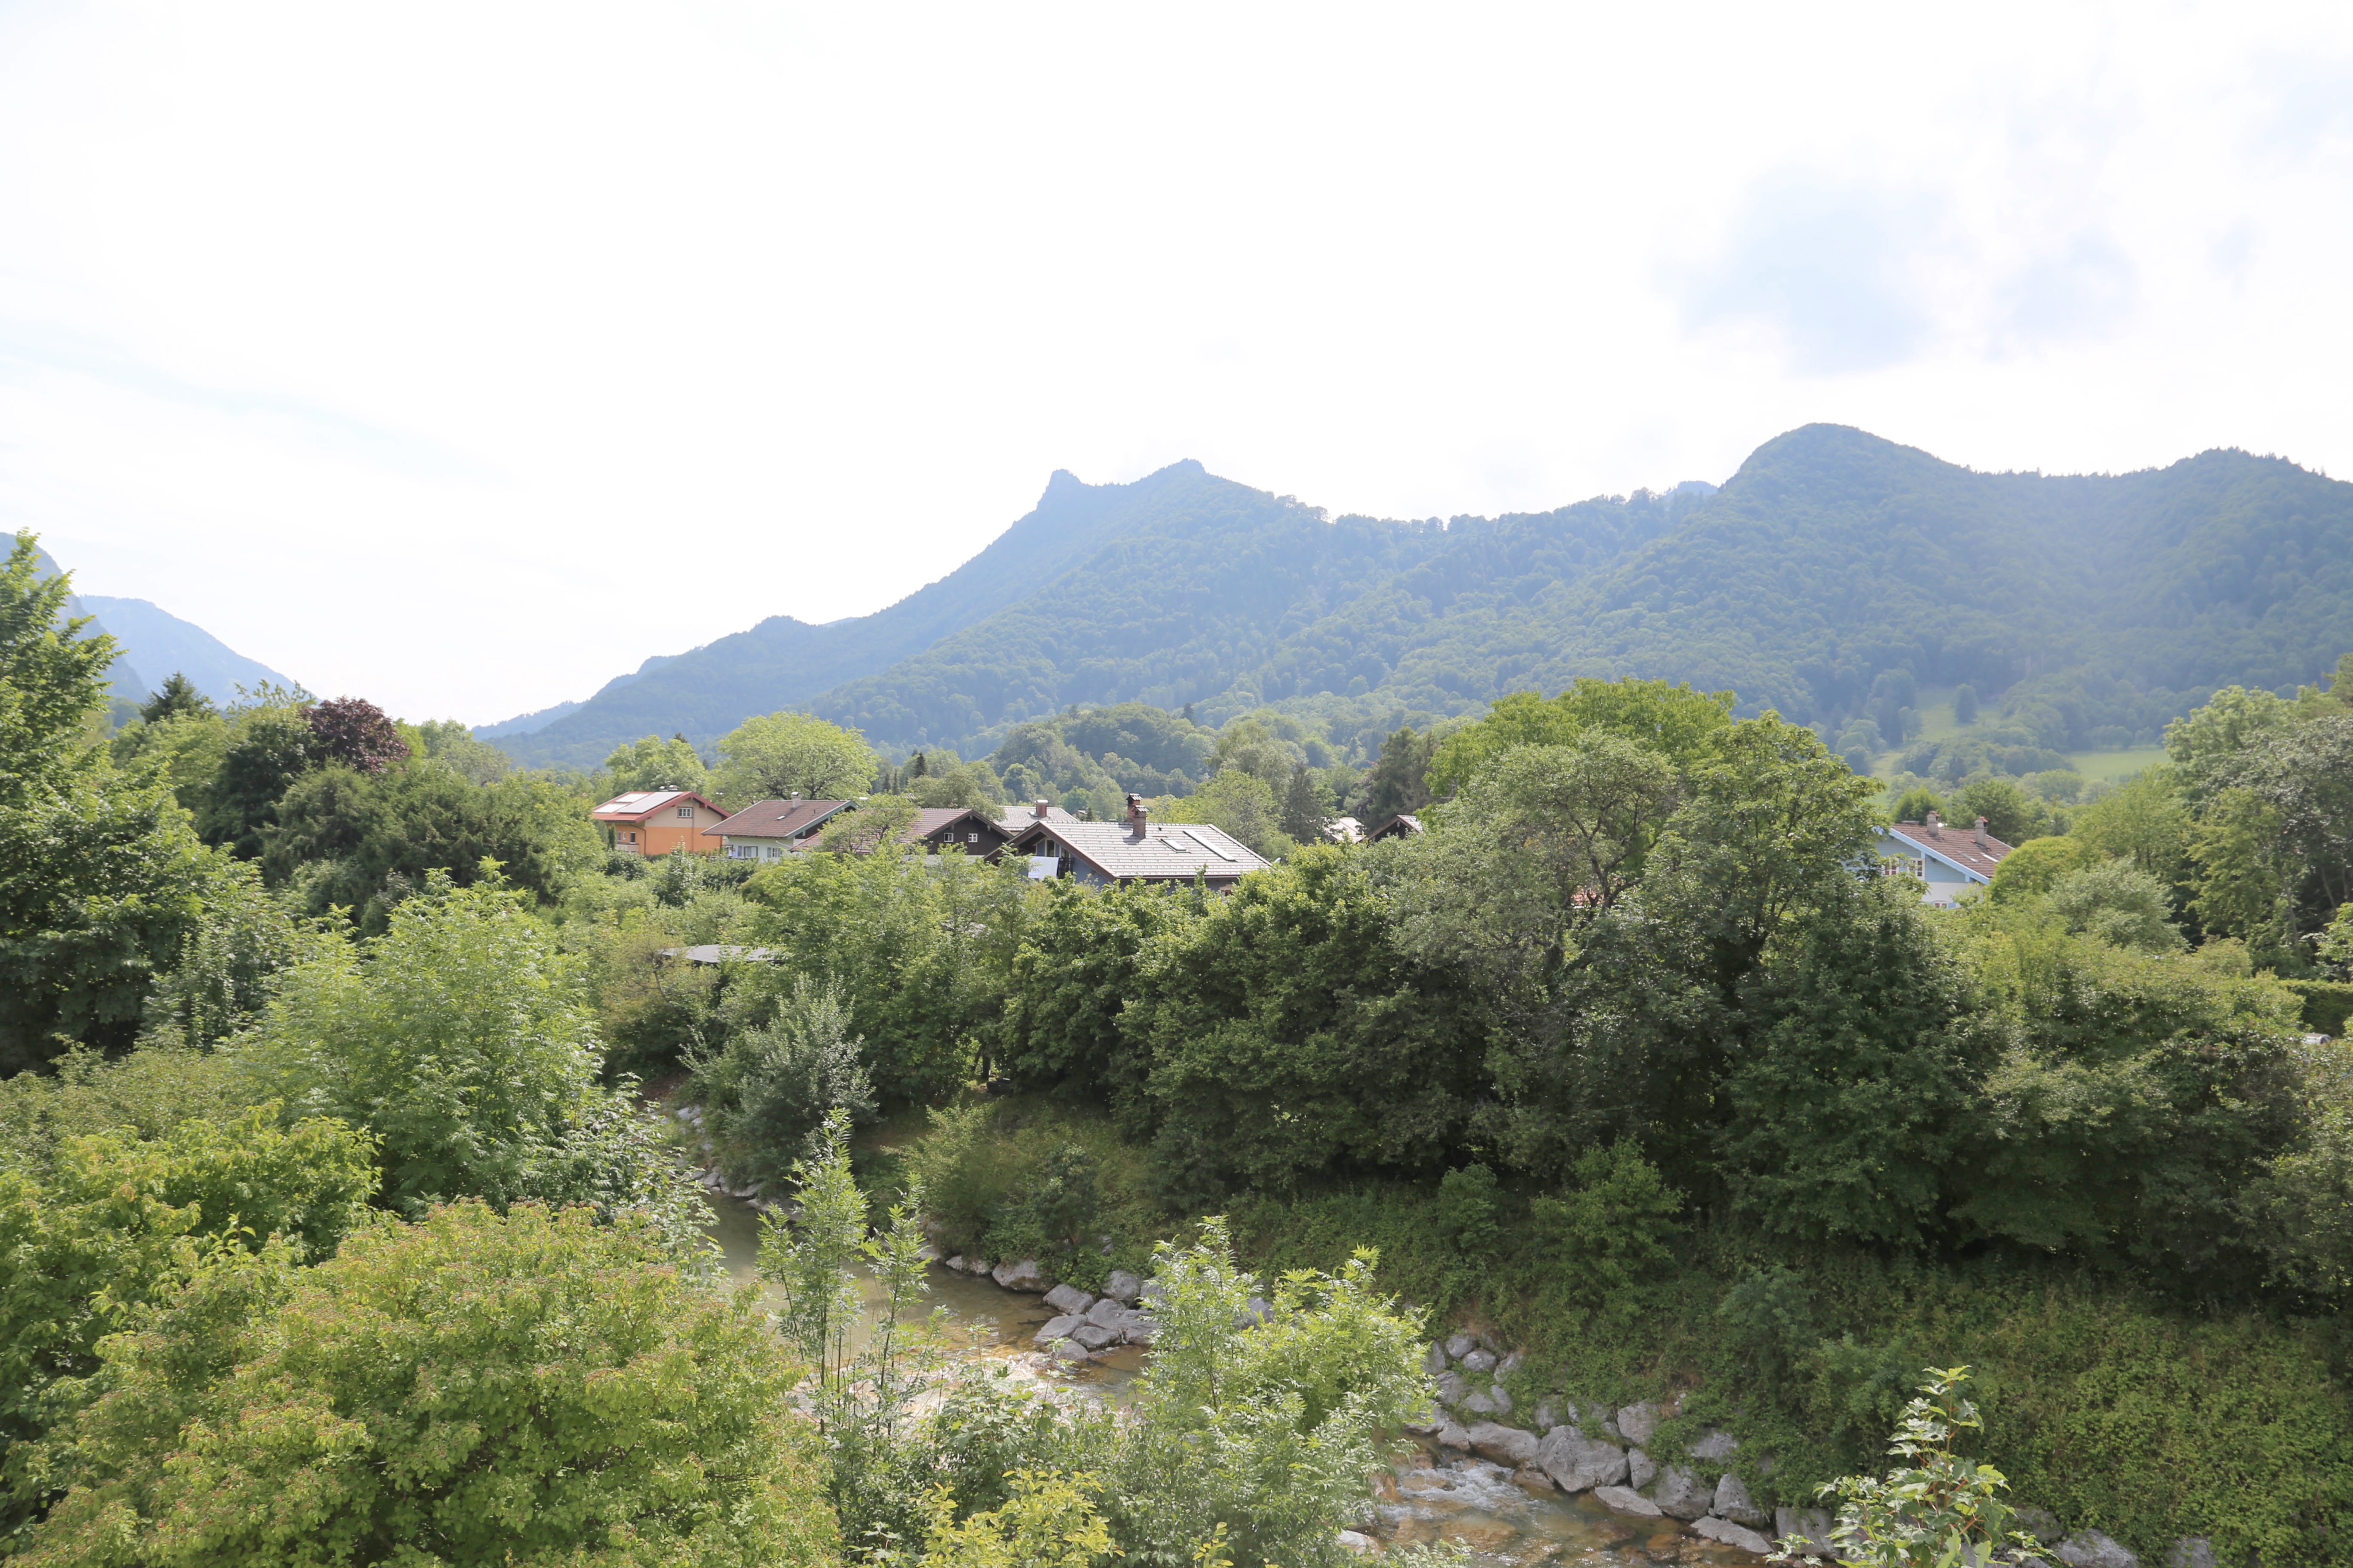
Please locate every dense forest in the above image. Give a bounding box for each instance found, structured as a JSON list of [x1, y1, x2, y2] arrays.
[[13, 524, 2353, 1567], [496, 426, 2353, 774]]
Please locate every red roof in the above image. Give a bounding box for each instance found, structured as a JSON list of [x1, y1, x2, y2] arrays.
[[592, 789, 724, 823]]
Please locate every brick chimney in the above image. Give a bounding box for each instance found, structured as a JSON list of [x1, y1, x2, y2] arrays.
[[1974, 814, 1988, 847], [1127, 793, 1148, 835], [1926, 810, 1942, 836], [1032, 798, 1050, 820]]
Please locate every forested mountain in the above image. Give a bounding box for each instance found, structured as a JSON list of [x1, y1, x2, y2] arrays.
[[79, 594, 294, 704], [499, 466, 1167, 766], [501, 426, 2353, 764]]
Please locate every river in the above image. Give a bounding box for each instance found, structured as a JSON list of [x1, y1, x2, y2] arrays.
[[703, 1194, 1761, 1564]]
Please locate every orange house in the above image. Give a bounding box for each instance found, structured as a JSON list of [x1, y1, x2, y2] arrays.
[[592, 789, 728, 855]]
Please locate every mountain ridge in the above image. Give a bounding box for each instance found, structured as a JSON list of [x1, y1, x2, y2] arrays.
[[497, 426, 2353, 767]]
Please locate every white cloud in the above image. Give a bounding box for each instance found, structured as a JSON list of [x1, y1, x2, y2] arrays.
[[1, 2, 2350, 723]]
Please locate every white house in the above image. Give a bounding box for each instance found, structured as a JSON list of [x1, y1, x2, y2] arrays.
[[1874, 812, 2013, 905]]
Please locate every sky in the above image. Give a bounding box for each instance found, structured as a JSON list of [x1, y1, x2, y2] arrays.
[[3, 3, 2351, 725]]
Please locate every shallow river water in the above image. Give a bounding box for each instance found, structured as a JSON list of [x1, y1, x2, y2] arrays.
[[703, 1195, 1757, 1565]]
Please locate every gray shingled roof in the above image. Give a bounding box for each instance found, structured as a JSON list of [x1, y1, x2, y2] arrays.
[[1010, 818, 1270, 881]]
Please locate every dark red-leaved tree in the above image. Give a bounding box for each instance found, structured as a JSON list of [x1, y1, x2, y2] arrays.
[[307, 697, 408, 775]]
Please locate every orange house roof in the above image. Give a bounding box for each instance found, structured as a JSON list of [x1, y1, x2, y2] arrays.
[[592, 789, 726, 824]]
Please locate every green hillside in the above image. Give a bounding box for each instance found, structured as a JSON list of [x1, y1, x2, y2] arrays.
[[503, 426, 2353, 766]]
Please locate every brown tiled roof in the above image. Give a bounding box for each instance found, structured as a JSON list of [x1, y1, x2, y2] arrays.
[[593, 789, 726, 823], [704, 799, 853, 840], [901, 807, 1008, 847], [1881, 818, 2013, 880], [1009, 818, 1270, 882]]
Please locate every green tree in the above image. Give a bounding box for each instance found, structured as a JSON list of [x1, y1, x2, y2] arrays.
[[685, 977, 875, 1190], [1947, 775, 2055, 844], [1278, 760, 1329, 844], [1531, 1140, 1684, 1311], [1126, 845, 1484, 1200], [1986, 835, 2107, 903], [1356, 725, 1435, 823], [712, 711, 877, 808], [242, 875, 693, 1235], [994, 879, 1196, 1103], [1155, 768, 1290, 860], [1108, 1219, 1425, 1568], [598, 732, 709, 797], [263, 763, 602, 926], [2047, 861, 2186, 952], [0, 534, 227, 1071], [409, 717, 514, 785], [136, 674, 212, 725], [194, 695, 317, 859], [24, 1202, 837, 1568], [1426, 677, 1734, 798], [0, 1107, 376, 1527]]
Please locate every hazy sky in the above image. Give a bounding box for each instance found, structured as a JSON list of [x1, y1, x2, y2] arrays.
[[4, 3, 2350, 724]]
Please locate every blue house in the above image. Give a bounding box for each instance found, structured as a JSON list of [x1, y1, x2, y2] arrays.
[[1874, 812, 2013, 905]]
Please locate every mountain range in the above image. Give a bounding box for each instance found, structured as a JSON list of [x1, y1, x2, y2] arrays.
[[488, 424, 2353, 768]]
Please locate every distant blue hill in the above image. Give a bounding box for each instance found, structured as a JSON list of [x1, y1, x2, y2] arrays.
[[79, 595, 295, 705]]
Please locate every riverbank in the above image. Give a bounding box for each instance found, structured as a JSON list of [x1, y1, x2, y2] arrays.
[[831, 1096, 2353, 1567]]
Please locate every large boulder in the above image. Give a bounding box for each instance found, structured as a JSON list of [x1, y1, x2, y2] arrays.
[[2165, 1540, 2216, 1568], [1334, 1531, 1377, 1557], [1445, 1333, 1478, 1359], [1102, 1269, 1144, 1304], [1043, 1283, 1094, 1315], [1073, 1323, 1120, 1351], [1461, 1390, 1498, 1416], [1049, 1339, 1092, 1364], [1652, 1463, 1712, 1521], [1627, 1447, 1656, 1490], [1536, 1426, 1629, 1492], [1423, 1342, 1449, 1375], [2015, 1507, 2064, 1545], [1692, 1516, 1773, 1555], [1617, 1401, 1661, 1448], [993, 1258, 1047, 1292], [1496, 1350, 1523, 1377], [1712, 1472, 1766, 1527], [1435, 1419, 1472, 1450], [1774, 1507, 1837, 1561], [1460, 1349, 1498, 1373], [1434, 1370, 1470, 1405], [1084, 1297, 1127, 1326], [1466, 1422, 1540, 1467], [1488, 1383, 1513, 1414], [1593, 1485, 1662, 1519], [1032, 1314, 1084, 1345], [1689, 1427, 1738, 1462], [2055, 1534, 2140, 1568]]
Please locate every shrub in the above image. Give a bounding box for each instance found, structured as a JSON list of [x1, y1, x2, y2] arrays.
[[686, 976, 875, 1190], [1533, 1140, 1684, 1311], [24, 1202, 836, 1568]]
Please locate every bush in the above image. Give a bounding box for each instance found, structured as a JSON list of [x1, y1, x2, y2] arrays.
[[685, 976, 875, 1191], [24, 1202, 838, 1568], [1532, 1140, 1684, 1313]]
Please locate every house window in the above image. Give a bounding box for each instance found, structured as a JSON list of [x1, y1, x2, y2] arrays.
[[967, 832, 979, 843], [677, 806, 694, 818]]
